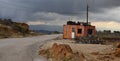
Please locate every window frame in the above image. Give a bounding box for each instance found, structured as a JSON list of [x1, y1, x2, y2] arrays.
[[78, 28, 82, 34], [87, 29, 93, 35]]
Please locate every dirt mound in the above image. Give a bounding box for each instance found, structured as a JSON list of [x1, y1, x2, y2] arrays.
[[49, 43, 73, 60], [96, 53, 114, 61], [90, 43, 120, 61], [39, 43, 85, 61], [116, 43, 120, 48], [0, 19, 32, 38], [113, 48, 120, 57], [113, 43, 120, 57]]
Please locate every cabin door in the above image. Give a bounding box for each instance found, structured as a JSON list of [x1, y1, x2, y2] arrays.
[[71, 27, 75, 38]]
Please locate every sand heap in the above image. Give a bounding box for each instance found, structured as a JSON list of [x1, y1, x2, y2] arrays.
[[116, 43, 120, 48], [113, 43, 120, 57], [39, 43, 85, 61], [49, 43, 73, 60]]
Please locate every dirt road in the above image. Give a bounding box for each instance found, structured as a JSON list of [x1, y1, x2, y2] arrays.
[[0, 34, 61, 61]]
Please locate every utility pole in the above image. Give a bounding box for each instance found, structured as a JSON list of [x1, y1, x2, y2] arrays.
[[86, 4, 89, 25]]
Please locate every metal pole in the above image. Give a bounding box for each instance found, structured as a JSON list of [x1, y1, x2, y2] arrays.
[[87, 4, 89, 25]]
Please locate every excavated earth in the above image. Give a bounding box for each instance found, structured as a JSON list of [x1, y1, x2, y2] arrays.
[[39, 38, 120, 61]]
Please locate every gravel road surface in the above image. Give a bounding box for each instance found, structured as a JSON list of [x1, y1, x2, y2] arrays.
[[0, 34, 62, 61]]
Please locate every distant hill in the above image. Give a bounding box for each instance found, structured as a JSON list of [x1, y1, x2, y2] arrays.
[[33, 30, 61, 34], [0, 19, 31, 38], [33, 30, 53, 34], [29, 25, 63, 32]]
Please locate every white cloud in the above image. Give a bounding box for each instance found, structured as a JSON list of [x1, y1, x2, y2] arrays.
[[32, 12, 71, 21], [92, 21, 120, 31], [27, 21, 45, 25]]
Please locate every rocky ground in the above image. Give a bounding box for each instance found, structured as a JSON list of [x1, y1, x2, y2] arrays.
[[39, 37, 120, 61]]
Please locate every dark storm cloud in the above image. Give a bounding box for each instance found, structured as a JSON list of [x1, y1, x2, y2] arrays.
[[0, 0, 120, 22]]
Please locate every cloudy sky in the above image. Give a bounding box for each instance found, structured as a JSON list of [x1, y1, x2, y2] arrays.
[[0, 0, 120, 31]]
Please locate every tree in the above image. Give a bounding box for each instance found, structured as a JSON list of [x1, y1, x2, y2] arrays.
[[53, 31, 59, 34]]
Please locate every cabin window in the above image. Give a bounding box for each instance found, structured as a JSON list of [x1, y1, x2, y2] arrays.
[[78, 29, 82, 34], [72, 27, 75, 32], [87, 29, 93, 35]]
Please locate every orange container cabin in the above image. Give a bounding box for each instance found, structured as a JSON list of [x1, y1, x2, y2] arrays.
[[63, 21, 96, 39]]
